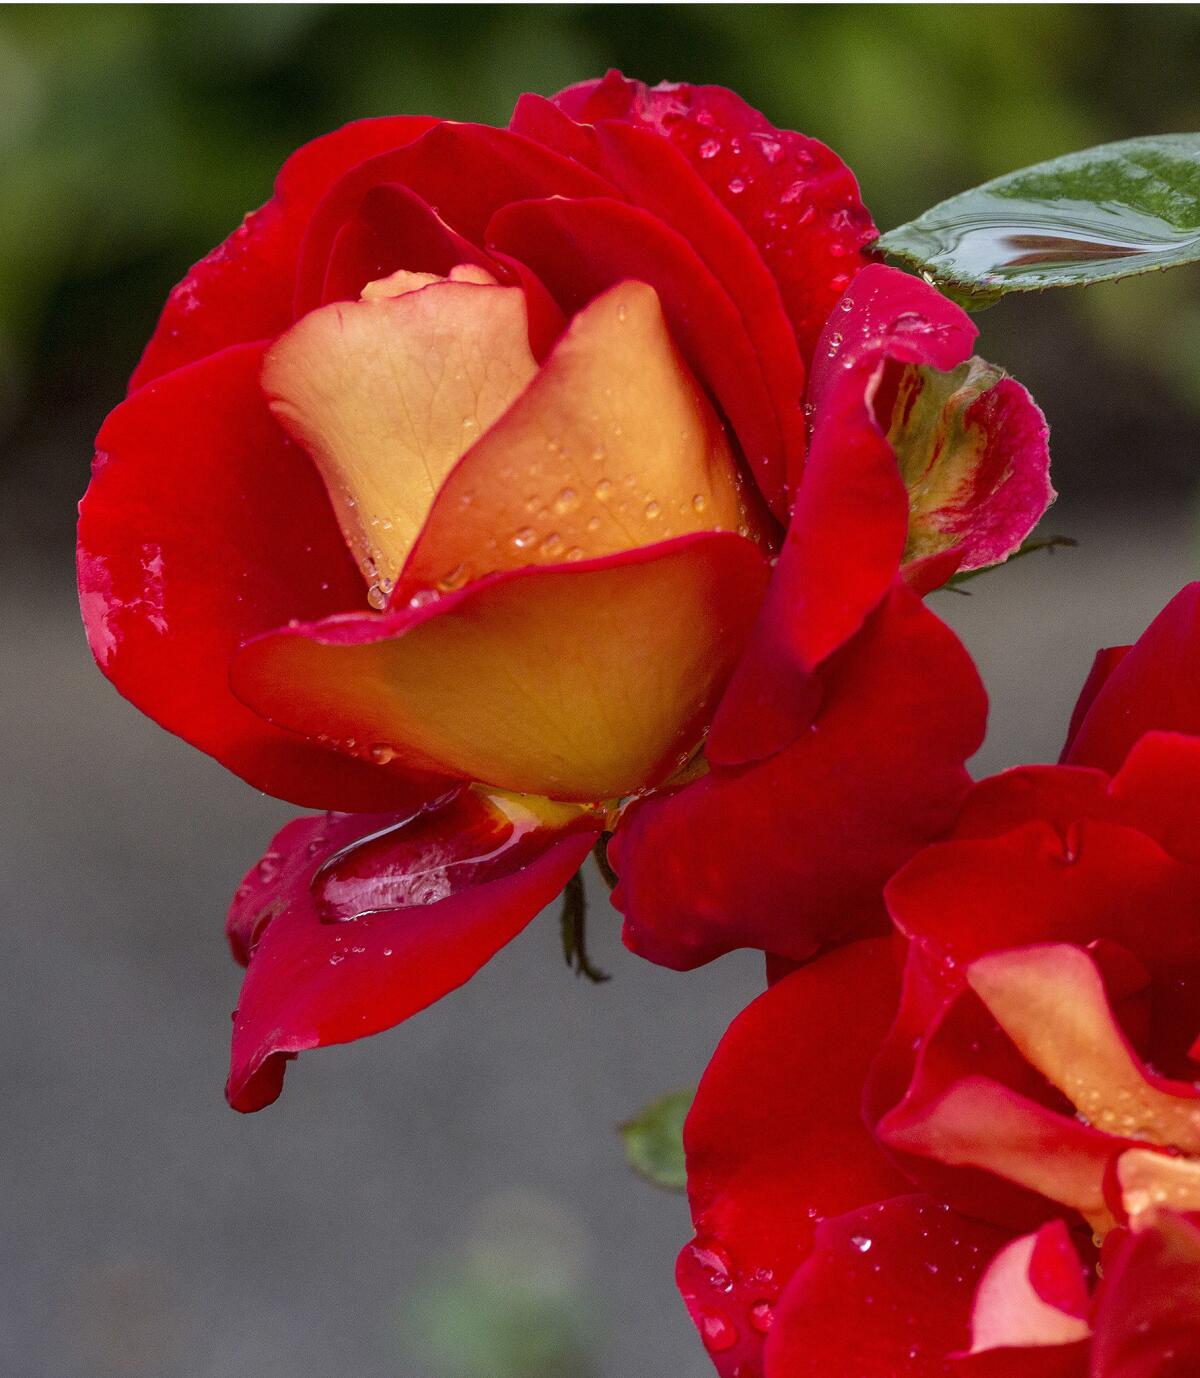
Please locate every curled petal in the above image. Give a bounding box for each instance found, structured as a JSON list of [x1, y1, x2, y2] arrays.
[[77, 342, 428, 811], [678, 940, 910, 1378], [613, 581, 984, 968], [227, 788, 601, 1111], [232, 534, 770, 804]]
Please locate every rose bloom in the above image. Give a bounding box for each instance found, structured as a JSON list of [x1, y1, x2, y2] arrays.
[[77, 72, 1050, 1109], [678, 584, 1200, 1377]]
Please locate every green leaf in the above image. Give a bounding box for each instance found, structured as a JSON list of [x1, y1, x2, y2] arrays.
[[618, 1088, 693, 1192], [877, 135, 1200, 305]]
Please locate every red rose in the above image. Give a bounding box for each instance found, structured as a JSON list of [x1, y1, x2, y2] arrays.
[[677, 585, 1200, 1376], [77, 72, 1049, 1109]]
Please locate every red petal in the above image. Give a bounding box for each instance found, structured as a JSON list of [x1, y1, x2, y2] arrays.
[[487, 194, 788, 515], [1109, 732, 1200, 866], [78, 342, 429, 811], [130, 116, 434, 389], [552, 72, 877, 367], [315, 182, 492, 309], [613, 581, 984, 968], [708, 265, 977, 765], [226, 789, 601, 1111], [678, 940, 910, 1378], [888, 820, 1200, 982], [764, 1196, 1009, 1378], [1091, 1212, 1200, 1378], [1063, 584, 1200, 774], [293, 122, 613, 318]]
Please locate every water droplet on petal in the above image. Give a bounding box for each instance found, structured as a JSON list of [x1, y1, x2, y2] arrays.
[[692, 493, 707, 513], [699, 138, 721, 160], [644, 500, 661, 520], [553, 487, 580, 515], [749, 1301, 773, 1334], [728, 177, 746, 195], [851, 1235, 873, 1253], [701, 1313, 738, 1353], [513, 526, 536, 549], [594, 478, 613, 501]]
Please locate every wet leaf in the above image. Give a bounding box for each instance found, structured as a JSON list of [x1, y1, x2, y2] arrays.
[[619, 1087, 693, 1191], [877, 135, 1200, 305]]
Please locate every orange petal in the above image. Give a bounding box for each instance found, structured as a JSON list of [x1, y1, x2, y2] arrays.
[[967, 944, 1200, 1153], [399, 280, 763, 596], [1117, 1147, 1200, 1224], [261, 275, 538, 606], [232, 532, 770, 803], [880, 1074, 1118, 1230]]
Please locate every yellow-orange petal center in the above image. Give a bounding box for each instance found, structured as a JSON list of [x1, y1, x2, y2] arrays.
[[967, 945, 1200, 1154], [261, 266, 538, 608], [399, 279, 765, 595]]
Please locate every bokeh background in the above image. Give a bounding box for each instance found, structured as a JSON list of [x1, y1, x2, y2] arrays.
[[3, 6, 1199, 1376]]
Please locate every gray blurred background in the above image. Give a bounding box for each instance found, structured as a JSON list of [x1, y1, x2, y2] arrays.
[[2, 6, 1199, 1376]]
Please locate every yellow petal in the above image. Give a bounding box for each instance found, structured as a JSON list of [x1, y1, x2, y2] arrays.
[[1118, 1148, 1200, 1224], [400, 280, 763, 594], [232, 533, 769, 803], [262, 275, 538, 607]]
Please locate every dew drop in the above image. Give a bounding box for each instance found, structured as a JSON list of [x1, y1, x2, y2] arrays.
[[586, 515, 601, 532], [437, 564, 467, 592], [728, 177, 746, 195], [699, 138, 721, 160], [553, 487, 580, 515], [749, 1301, 774, 1334], [644, 500, 662, 520], [369, 744, 396, 764], [513, 526, 536, 549], [594, 478, 613, 501], [850, 1235, 873, 1253], [367, 583, 389, 611], [565, 546, 584, 562], [781, 181, 807, 205], [701, 1313, 738, 1353], [691, 493, 707, 513], [540, 532, 565, 557]]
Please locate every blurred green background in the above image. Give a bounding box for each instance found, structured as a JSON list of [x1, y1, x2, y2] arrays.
[[3, 8, 1200, 1377]]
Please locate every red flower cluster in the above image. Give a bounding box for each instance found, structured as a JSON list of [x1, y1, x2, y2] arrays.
[[77, 73, 1052, 1110], [680, 585, 1200, 1377]]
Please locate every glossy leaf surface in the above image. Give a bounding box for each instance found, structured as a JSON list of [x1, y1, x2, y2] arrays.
[[877, 135, 1200, 304]]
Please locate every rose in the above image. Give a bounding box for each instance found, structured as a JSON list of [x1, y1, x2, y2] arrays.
[[77, 72, 1050, 1109], [675, 584, 1200, 1376]]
